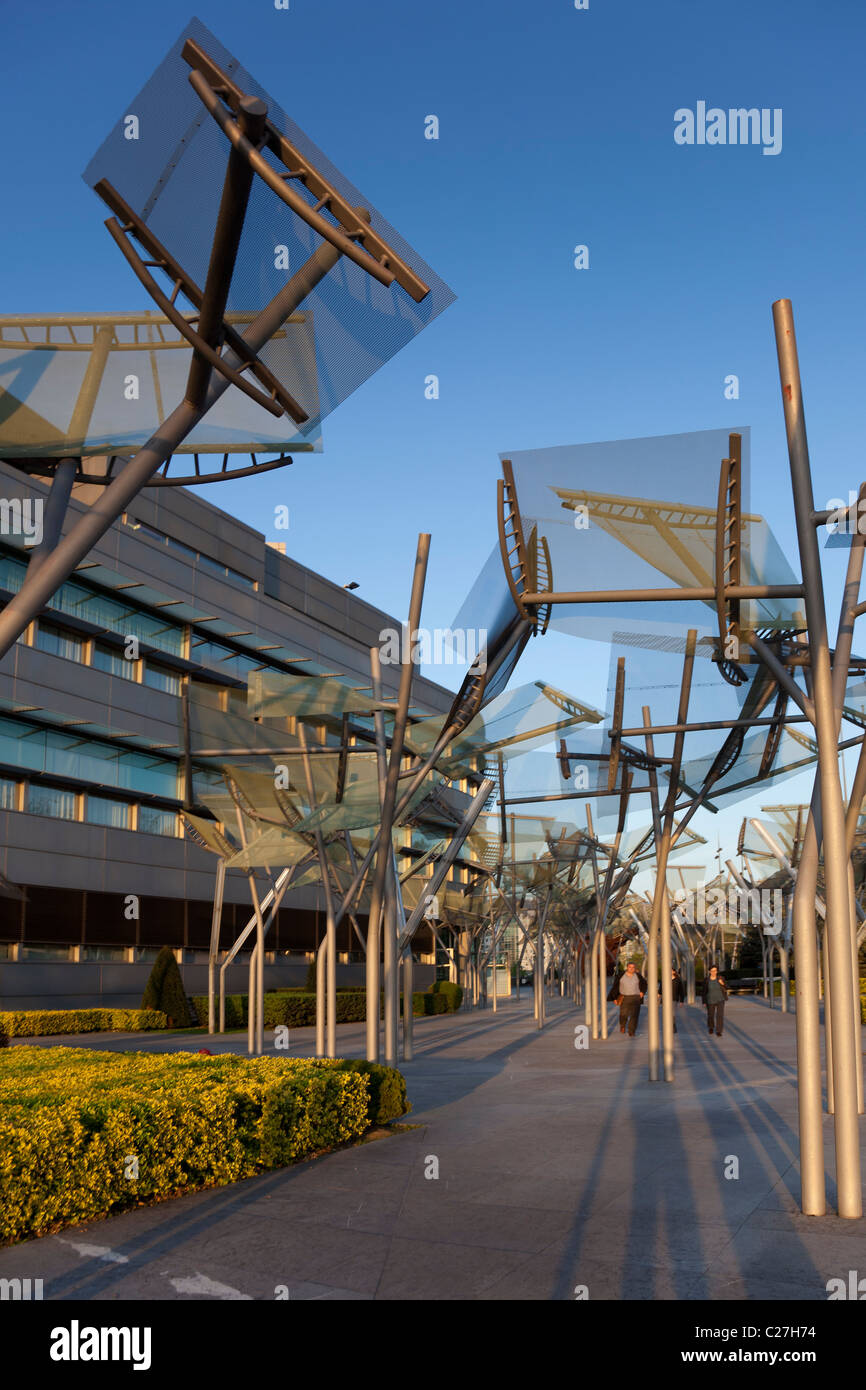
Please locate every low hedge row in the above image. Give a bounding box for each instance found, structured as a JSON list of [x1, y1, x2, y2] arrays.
[[0, 1048, 408, 1245], [195, 983, 463, 1030], [0, 1008, 168, 1038]]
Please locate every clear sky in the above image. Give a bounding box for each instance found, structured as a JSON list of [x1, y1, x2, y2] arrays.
[[1, 0, 864, 876]]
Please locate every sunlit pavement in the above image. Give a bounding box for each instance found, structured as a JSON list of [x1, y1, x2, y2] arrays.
[[3, 994, 865, 1301]]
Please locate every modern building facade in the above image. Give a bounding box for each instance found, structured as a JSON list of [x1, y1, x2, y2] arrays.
[[0, 462, 461, 1007]]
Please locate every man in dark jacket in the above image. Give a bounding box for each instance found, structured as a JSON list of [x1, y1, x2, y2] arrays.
[[701, 965, 728, 1036], [609, 960, 647, 1036]]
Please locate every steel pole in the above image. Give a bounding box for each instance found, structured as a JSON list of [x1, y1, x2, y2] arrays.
[[207, 858, 226, 1034], [774, 298, 861, 1217]]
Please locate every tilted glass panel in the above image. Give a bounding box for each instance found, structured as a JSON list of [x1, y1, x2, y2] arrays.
[[80, 17, 455, 445], [0, 312, 321, 457], [503, 428, 802, 645]]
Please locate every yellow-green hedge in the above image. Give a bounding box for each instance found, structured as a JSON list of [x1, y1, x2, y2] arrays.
[[0, 1009, 168, 1037], [0, 1048, 407, 1245]]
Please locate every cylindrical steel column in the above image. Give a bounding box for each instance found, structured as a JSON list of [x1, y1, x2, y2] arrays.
[[774, 299, 861, 1217]]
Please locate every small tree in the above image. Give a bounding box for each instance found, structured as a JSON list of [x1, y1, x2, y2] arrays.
[[141, 947, 190, 1027], [304, 957, 317, 992]]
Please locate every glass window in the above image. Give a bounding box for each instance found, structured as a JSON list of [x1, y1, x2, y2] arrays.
[[80, 945, 128, 962], [86, 795, 132, 829], [143, 663, 182, 696], [19, 944, 75, 962], [0, 551, 26, 595], [0, 776, 17, 809], [35, 622, 83, 662], [92, 643, 137, 680], [27, 783, 77, 820], [52, 579, 185, 657], [189, 637, 264, 680], [0, 716, 180, 800], [138, 804, 179, 837]]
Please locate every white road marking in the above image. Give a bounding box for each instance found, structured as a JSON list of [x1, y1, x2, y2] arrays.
[[57, 1239, 129, 1264], [167, 1272, 252, 1300]]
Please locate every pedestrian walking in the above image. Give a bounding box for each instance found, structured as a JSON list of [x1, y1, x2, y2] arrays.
[[609, 960, 647, 1037], [701, 964, 728, 1036]]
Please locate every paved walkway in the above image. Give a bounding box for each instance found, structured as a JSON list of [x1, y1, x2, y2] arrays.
[[2, 994, 865, 1300]]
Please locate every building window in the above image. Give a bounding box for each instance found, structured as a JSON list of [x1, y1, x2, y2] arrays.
[[0, 716, 181, 801], [86, 795, 133, 830], [53, 578, 185, 657], [92, 643, 137, 680], [0, 551, 25, 595], [0, 776, 17, 809], [35, 622, 83, 662], [27, 783, 77, 820], [143, 662, 182, 696], [189, 637, 264, 681], [138, 804, 179, 837]]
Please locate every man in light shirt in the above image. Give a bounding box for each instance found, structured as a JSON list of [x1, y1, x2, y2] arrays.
[[611, 960, 647, 1037]]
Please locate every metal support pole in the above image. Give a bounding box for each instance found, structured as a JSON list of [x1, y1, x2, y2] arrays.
[[774, 299, 861, 1217], [298, 722, 337, 1057], [367, 647, 386, 1062], [368, 537, 429, 1067], [25, 458, 77, 580], [402, 947, 414, 1060], [207, 858, 226, 1034], [185, 97, 268, 409]]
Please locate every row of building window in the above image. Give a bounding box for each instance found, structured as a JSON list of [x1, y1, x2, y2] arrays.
[[35, 621, 183, 694], [0, 776, 180, 836], [0, 551, 270, 683], [0, 714, 181, 800]]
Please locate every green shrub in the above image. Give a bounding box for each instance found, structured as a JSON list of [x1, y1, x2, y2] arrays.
[[141, 947, 190, 1027], [333, 1059, 410, 1125], [0, 1009, 168, 1038], [430, 980, 463, 1010], [0, 1018, 7, 1049], [0, 1048, 405, 1245], [192, 982, 463, 1031]]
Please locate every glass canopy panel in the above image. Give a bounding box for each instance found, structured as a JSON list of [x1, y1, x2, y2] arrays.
[[82, 17, 455, 444], [680, 726, 817, 807], [762, 805, 808, 861], [405, 681, 602, 769], [504, 428, 802, 645], [248, 672, 386, 720], [449, 543, 527, 707], [0, 313, 320, 457], [224, 826, 314, 871]]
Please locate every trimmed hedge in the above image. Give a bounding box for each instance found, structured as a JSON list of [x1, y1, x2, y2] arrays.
[[0, 1048, 408, 1245], [194, 985, 462, 1030], [0, 1008, 168, 1038], [431, 980, 463, 1010]]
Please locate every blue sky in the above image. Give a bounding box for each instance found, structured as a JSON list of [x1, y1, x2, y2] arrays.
[[1, 0, 864, 873]]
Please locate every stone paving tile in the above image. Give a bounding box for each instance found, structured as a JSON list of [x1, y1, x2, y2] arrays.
[[387, 1193, 566, 1253], [372, 1236, 529, 1300]]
